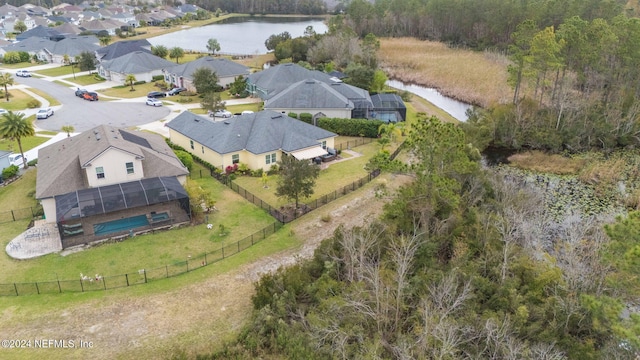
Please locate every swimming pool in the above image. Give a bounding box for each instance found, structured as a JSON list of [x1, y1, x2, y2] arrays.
[[93, 215, 149, 236]]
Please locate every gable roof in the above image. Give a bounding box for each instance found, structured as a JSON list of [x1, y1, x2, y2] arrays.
[[265, 79, 354, 110], [80, 19, 123, 32], [49, 35, 99, 56], [166, 110, 336, 155], [247, 63, 334, 99], [53, 22, 82, 36], [95, 39, 151, 60], [36, 125, 188, 199], [101, 51, 175, 74], [3, 37, 55, 52], [15, 25, 62, 41], [167, 56, 249, 79]]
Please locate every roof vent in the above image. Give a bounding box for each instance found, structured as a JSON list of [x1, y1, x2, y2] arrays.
[[194, 118, 200, 122], [95, 134, 101, 140], [237, 134, 241, 137], [224, 121, 230, 124], [271, 115, 283, 119]]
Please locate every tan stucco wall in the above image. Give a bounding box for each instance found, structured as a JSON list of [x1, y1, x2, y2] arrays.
[[41, 198, 57, 223], [170, 129, 224, 169], [85, 149, 143, 188]]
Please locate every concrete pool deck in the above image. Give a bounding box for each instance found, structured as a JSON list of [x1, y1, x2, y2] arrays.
[[5, 220, 62, 260]]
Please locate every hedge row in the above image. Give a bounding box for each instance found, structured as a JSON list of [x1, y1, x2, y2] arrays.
[[316, 117, 384, 138]]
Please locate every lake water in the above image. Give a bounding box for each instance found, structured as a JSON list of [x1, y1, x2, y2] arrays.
[[387, 80, 473, 122], [148, 16, 328, 55]]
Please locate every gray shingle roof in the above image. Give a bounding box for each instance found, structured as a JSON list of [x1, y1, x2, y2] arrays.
[[3, 37, 55, 52], [101, 51, 175, 74], [95, 39, 151, 60], [50, 36, 100, 57], [265, 79, 354, 110], [166, 110, 336, 155], [247, 63, 334, 99], [166, 56, 249, 80], [36, 125, 188, 199], [16, 25, 62, 41]]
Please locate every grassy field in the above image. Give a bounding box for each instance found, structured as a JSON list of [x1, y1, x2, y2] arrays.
[[33, 65, 77, 77], [0, 133, 49, 153], [68, 74, 106, 87], [27, 87, 61, 106], [379, 37, 511, 107], [0, 89, 41, 111], [98, 82, 164, 98], [233, 141, 379, 208]]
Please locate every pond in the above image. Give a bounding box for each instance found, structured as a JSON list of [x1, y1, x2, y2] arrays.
[[148, 16, 328, 55], [387, 80, 473, 122]]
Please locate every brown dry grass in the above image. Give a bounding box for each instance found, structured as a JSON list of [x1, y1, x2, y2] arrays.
[[578, 158, 626, 186], [379, 38, 512, 107], [508, 151, 586, 175]]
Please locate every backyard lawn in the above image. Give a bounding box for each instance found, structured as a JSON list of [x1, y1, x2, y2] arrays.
[[0, 165, 275, 284], [233, 141, 381, 208]]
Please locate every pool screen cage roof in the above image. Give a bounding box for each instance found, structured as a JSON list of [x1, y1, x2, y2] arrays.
[[55, 176, 189, 222]]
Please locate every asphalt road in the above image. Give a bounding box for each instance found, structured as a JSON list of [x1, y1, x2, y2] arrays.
[[15, 76, 171, 132]]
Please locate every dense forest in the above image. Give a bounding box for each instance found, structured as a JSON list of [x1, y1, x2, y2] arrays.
[[160, 0, 640, 359]]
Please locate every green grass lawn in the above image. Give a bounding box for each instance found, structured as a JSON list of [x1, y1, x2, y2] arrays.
[[33, 65, 77, 77], [67, 74, 106, 87], [98, 82, 163, 98], [0, 133, 49, 153], [26, 87, 61, 106], [233, 141, 379, 208], [0, 165, 275, 283], [0, 62, 37, 70], [0, 89, 41, 111]]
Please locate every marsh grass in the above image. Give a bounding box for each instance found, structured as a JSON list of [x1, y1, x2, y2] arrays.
[[508, 151, 586, 175], [379, 38, 511, 107]]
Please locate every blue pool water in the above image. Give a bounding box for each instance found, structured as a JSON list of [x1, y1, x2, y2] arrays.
[[94, 215, 149, 236]]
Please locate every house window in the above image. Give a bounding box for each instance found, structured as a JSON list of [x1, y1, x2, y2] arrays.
[[265, 153, 276, 164], [126, 162, 134, 174], [321, 141, 327, 149], [232, 154, 240, 164], [190, 140, 194, 150], [201, 146, 205, 154], [96, 166, 105, 179]]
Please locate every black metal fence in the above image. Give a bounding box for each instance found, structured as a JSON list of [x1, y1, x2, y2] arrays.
[[0, 222, 281, 296], [334, 137, 374, 151], [0, 206, 43, 224]]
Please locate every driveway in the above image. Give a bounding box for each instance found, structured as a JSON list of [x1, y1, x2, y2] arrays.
[[12, 76, 171, 132]]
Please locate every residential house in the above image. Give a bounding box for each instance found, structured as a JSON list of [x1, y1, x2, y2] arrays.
[[95, 39, 151, 61], [264, 79, 354, 120], [36, 125, 190, 248], [166, 110, 337, 171], [16, 25, 64, 42], [2, 13, 37, 33], [80, 19, 122, 36], [247, 63, 374, 119], [1, 37, 54, 61], [53, 22, 83, 36], [0, 150, 11, 179], [46, 35, 100, 64], [99, 51, 175, 83], [163, 56, 250, 92], [111, 12, 138, 28], [19, 4, 51, 17]]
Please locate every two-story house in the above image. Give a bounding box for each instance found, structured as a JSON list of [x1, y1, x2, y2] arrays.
[[36, 125, 191, 249]]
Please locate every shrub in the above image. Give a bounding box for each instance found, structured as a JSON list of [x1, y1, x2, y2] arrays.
[[2, 165, 19, 179], [225, 163, 239, 175], [2, 51, 22, 64], [175, 150, 194, 171], [316, 117, 384, 138], [251, 168, 264, 177], [152, 75, 164, 81], [299, 113, 312, 124], [26, 99, 41, 108], [320, 214, 331, 222], [182, 91, 197, 97], [133, 80, 146, 85], [288, 112, 298, 119], [27, 158, 37, 166], [237, 162, 250, 175], [268, 164, 279, 175]]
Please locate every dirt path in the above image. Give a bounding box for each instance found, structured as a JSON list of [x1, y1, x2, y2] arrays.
[[0, 174, 410, 360]]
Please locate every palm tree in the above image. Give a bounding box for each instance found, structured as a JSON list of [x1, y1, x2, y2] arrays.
[[0, 111, 34, 169], [169, 47, 184, 64], [0, 73, 14, 102], [125, 74, 137, 91], [61, 125, 75, 138]]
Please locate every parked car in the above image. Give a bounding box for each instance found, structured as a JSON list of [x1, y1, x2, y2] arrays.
[[241, 110, 254, 115], [147, 91, 166, 98], [167, 87, 186, 96], [75, 88, 88, 97], [8, 153, 25, 167], [16, 70, 31, 77], [36, 107, 54, 119], [83, 92, 99, 101], [146, 98, 163, 107], [210, 110, 232, 118]]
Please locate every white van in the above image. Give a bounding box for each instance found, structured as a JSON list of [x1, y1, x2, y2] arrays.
[[8, 153, 25, 167]]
